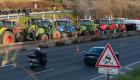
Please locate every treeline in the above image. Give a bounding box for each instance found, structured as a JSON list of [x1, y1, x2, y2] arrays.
[[75, 0, 140, 19], [0, 0, 140, 19], [0, 0, 65, 11]]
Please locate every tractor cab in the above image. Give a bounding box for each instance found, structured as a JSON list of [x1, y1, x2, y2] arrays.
[[2, 19, 18, 29], [56, 19, 74, 33], [113, 18, 126, 32], [113, 18, 124, 25], [27, 18, 42, 26], [26, 18, 50, 41], [78, 19, 94, 31], [99, 19, 113, 31], [79, 19, 93, 26], [100, 19, 112, 26], [78, 19, 98, 36]]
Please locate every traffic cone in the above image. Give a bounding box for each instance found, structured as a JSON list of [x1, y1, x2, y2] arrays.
[[76, 45, 80, 52]]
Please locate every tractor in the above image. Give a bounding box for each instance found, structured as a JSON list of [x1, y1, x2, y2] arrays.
[[56, 19, 76, 38], [113, 18, 126, 32], [99, 19, 113, 34], [99, 18, 126, 34], [78, 19, 98, 36], [26, 18, 61, 41], [26, 18, 49, 41], [0, 19, 26, 44]]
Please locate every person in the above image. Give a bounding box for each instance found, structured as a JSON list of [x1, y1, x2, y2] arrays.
[[1, 47, 17, 68], [34, 48, 47, 68], [1, 48, 9, 66]]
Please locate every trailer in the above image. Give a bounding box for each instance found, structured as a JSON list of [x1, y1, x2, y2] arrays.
[[124, 20, 140, 31]]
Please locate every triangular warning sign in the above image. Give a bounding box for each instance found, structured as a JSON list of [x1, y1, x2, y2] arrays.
[[95, 43, 121, 68]]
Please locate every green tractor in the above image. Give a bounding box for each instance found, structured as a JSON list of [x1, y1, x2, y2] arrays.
[[26, 18, 61, 41], [78, 19, 98, 36], [0, 19, 26, 44], [49, 20, 61, 40], [26, 18, 49, 41]]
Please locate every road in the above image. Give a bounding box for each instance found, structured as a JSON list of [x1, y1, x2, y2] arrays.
[[0, 35, 140, 80]]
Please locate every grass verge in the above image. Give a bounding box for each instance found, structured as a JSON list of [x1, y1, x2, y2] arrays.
[[118, 68, 140, 80]]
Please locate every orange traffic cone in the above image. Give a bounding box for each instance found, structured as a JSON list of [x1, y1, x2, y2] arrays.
[[76, 45, 80, 52]]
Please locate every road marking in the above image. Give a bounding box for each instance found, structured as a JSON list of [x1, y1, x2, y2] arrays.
[[87, 60, 140, 80], [118, 71, 125, 75], [72, 51, 87, 54], [119, 44, 127, 46], [122, 60, 140, 69], [32, 68, 54, 75], [125, 67, 133, 70]]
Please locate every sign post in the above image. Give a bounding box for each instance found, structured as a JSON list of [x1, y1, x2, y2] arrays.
[[95, 43, 121, 80]]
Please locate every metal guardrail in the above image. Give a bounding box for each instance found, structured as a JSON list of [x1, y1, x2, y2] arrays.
[[0, 10, 73, 19]]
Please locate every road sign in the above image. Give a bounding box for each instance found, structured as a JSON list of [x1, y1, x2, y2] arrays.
[[98, 67, 118, 74], [95, 43, 121, 68]]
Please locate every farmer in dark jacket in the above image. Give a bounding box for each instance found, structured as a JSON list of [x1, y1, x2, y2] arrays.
[[34, 48, 47, 68]]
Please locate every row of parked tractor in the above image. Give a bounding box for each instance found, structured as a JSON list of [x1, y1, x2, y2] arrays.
[[0, 17, 127, 44]]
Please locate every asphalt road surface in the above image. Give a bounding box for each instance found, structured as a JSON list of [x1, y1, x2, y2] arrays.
[[0, 35, 140, 80]]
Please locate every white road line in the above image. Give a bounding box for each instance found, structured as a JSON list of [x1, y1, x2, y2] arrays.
[[125, 67, 134, 70], [119, 44, 127, 46], [118, 71, 125, 75], [122, 60, 140, 69], [86, 60, 140, 80], [72, 51, 87, 54], [32, 68, 54, 75]]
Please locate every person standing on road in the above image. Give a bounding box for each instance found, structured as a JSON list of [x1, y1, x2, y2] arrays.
[[1, 48, 9, 67], [1, 47, 17, 68]]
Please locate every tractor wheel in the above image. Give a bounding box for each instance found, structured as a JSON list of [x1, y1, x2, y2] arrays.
[[81, 31, 87, 36], [2, 31, 15, 44], [41, 34, 48, 41], [53, 30, 61, 40], [16, 30, 26, 42]]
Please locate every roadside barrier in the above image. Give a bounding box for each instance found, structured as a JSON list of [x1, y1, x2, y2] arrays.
[[0, 31, 139, 55]]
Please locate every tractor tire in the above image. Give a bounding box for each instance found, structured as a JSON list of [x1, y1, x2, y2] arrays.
[[41, 34, 48, 41], [81, 31, 87, 36], [16, 30, 26, 42], [53, 30, 61, 40], [2, 31, 15, 44]]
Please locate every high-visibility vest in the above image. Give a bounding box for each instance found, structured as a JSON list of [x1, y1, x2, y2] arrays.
[[101, 24, 107, 30], [121, 24, 125, 30], [115, 24, 119, 29], [110, 23, 115, 30]]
